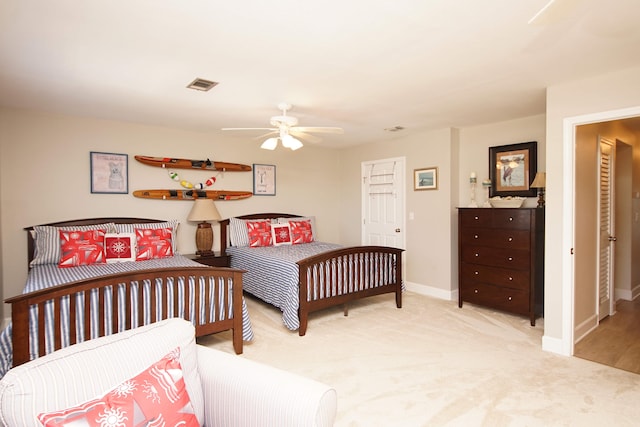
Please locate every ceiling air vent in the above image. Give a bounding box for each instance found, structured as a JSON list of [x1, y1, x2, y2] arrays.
[[384, 125, 405, 132], [187, 78, 219, 92]]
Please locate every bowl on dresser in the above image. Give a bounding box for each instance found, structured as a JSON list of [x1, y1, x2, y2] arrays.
[[489, 197, 524, 208]]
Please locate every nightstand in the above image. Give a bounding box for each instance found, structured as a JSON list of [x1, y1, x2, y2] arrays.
[[185, 253, 230, 268]]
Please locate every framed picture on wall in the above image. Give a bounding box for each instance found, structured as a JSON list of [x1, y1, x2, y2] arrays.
[[253, 164, 276, 196], [90, 152, 128, 194], [414, 166, 438, 191], [489, 141, 537, 198]]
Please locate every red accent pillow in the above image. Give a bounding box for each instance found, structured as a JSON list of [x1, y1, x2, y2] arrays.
[[38, 348, 199, 427], [271, 223, 292, 246], [58, 229, 107, 268], [289, 220, 314, 244], [104, 233, 136, 263], [246, 220, 272, 247], [135, 227, 174, 261]]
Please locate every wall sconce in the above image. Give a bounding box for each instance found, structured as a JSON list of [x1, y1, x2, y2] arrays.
[[531, 172, 546, 207], [187, 198, 221, 255]]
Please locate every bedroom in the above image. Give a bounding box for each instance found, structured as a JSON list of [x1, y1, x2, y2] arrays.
[[1, 0, 640, 390]]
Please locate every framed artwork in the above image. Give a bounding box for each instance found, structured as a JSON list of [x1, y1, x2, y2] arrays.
[[90, 152, 128, 194], [489, 141, 537, 198], [414, 166, 438, 191], [253, 164, 276, 196]]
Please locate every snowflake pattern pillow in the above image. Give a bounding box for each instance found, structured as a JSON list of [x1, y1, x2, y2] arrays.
[[246, 220, 272, 247], [38, 348, 199, 427], [104, 233, 136, 263], [58, 229, 107, 268], [135, 227, 174, 261], [271, 223, 292, 246], [289, 219, 314, 244]]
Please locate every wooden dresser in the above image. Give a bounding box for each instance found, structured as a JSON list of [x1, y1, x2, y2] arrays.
[[457, 207, 544, 326]]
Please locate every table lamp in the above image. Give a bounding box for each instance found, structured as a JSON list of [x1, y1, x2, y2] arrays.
[[187, 198, 221, 255]]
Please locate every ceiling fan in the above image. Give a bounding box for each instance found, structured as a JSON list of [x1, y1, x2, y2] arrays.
[[222, 103, 344, 150]]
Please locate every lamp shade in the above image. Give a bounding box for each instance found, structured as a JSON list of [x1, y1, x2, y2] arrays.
[[260, 137, 278, 150], [531, 172, 546, 188], [187, 199, 221, 222]]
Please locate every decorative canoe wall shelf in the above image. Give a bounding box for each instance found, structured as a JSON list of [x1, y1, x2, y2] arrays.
[[133, 155, 253, 201]]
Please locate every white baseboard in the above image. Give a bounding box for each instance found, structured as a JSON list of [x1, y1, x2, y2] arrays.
[[574, 314, 598, 343], [404, 281, 457, 301], [614, 284, 640, 301], [542, 335, 570, 356]]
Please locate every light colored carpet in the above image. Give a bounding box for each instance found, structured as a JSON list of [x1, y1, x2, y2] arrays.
[[198, 292, 640, 427]]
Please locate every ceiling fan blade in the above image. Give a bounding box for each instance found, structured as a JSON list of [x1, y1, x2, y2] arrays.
[[294, 126, 344, 134], [254, 131, 278, 140], [221, 127, 277, 131], [289, 130, 322, 144]]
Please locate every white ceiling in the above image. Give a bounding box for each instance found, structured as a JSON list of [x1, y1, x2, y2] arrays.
[[1, 0, 640, 149]]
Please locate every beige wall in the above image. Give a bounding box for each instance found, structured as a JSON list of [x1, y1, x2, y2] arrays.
[[338, 128, 460, 298], [545, 65, 640, 353], [0, 108, 342, 315]]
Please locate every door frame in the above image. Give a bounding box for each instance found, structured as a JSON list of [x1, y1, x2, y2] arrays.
[[561, 106, 640, 356]]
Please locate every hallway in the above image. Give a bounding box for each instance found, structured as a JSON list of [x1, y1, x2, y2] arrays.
[[574, 298, 640, 375]]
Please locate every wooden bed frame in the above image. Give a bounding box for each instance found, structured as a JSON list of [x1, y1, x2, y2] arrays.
[[6, 217, 245, 368], [219, 213, 404, 335]]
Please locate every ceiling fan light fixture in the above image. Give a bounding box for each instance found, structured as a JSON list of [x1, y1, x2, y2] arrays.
[[281, 134, 303, 150], [261, 137, 279, 150]]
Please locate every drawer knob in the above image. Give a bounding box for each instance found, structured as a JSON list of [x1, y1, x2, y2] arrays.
[[508, 276, 513, 281], [474, 271, 479, 275], [508, 257, 513, 261], [474, 216, 479, 220], [508, 296, 512, 301], [474, 289, 479, 293], [508, 237, 513, 242], [509, 217, 513, 221], [474, 234, 479, 239], [475, 253, 479, 257]]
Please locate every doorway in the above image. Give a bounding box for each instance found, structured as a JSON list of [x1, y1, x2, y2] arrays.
[[563, 109, 640, 360]]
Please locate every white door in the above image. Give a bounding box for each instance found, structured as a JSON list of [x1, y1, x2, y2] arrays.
[[361, 157, 405, 249], [597, 137, 615, 321]]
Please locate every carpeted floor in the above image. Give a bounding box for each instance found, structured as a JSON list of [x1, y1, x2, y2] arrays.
[[198, 291, 640, 427]]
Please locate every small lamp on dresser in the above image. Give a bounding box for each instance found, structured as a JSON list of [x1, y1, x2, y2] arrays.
[[187, 198, 221, 256], [531, 172, 546, 207]]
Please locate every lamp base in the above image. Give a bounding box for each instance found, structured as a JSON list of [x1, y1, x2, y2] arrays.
[[195, 222, 214, 255], [537, 189, 545, 208]]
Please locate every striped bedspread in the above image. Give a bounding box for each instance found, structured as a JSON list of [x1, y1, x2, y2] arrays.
[[0, 255, 254, 378], [228, 242, 342, 330]]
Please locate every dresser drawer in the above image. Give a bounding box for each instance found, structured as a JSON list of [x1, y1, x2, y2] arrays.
[[460, 228, 530, 250], [460, 262, 530, 290], [459, 210, 492, 228], [492, 209, 531, 230], [461, 246, 530, 270], [460, 282, 529, 315]]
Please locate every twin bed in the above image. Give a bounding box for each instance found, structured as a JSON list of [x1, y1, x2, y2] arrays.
[[220, 213, 404, 336], [2, 213, 403, 374], [0, 218, 252, 376]]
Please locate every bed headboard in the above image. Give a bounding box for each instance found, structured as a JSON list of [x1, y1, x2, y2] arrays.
[[219, 213, 302, 255], [24, 217, 164, 267]]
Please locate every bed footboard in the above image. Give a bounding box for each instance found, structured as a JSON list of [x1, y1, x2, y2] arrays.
[[297, 246, 403, 336], [6, 267, 244, 367]]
